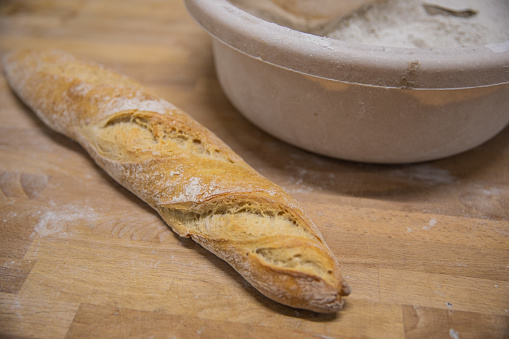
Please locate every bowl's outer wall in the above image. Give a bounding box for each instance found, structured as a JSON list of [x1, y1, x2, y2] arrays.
[[184, 0, 509, 163], [213, 40, 509, 163]]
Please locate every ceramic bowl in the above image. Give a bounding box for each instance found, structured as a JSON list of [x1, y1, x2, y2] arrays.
[[184, 0, 509, 163]]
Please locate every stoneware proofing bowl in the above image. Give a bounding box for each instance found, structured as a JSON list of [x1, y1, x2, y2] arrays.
[[184, 0, 509, 163]]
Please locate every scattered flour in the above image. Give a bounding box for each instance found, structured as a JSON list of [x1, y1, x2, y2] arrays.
[[389, 165, 456, 186], [480, 187, 503, 197], [170, 177, 202, 203], [169, 176, 279, 204], [449, 328, 460, 339], [181, 177, 202, 202], [169, 165, 184, 177], [32, 205, 98, 237], [423, 218, 437, 230], [107, 97, 173, 115]]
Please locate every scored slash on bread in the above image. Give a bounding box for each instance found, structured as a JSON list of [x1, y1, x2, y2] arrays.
[[2, 48, 350, 313]]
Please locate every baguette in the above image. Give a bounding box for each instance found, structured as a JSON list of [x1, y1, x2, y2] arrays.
[[2, 48, 350, 313]]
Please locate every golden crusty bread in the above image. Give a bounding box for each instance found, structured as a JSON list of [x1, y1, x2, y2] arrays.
[[2, 48, 350, 313]]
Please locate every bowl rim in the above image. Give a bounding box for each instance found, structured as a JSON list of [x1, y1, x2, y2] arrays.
[[184, 0, 509, 89]]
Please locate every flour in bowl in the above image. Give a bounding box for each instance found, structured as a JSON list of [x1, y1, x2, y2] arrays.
[[229, 0, 509, 49], [324, 0, 509, 48]]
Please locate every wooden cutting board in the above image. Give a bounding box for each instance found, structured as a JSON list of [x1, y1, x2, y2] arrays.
[[0, 0, 508, 338]]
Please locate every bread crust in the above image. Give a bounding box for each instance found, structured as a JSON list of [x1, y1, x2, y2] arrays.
[[2, 48, 350, 313]]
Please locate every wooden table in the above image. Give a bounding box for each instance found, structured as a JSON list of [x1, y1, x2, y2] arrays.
[[1, 0, 508, 338]]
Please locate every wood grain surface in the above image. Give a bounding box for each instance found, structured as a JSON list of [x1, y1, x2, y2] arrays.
[[0, 0, 508, 338]]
